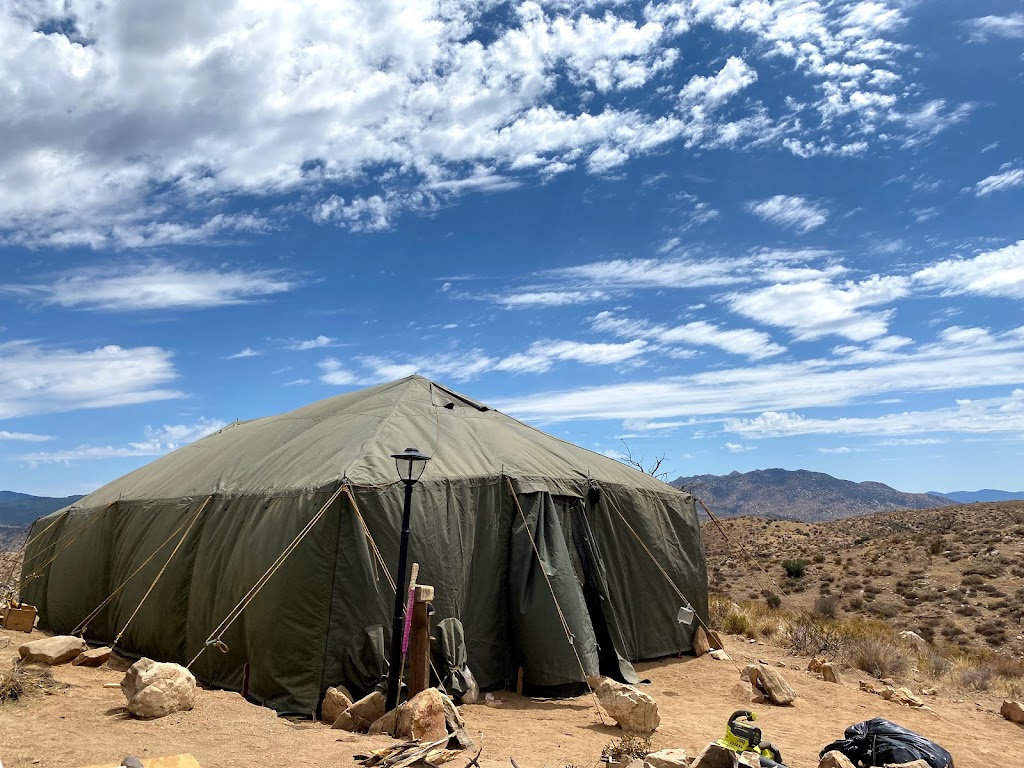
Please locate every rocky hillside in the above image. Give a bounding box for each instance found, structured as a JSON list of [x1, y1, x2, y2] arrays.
[[674, 468, 951, 522], [0, 490, 83, 526], [702, 500, 1024, 659]]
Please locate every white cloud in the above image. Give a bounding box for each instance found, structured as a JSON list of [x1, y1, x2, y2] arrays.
[[724, 442, 754, 453], [318, 358, 359, 386], [746, 195, 829, 233], [974, 166, 1024, 197], [818, 446, 852, 454], [591, 311, 786, 360], [496, 339, 647, 373], [495, 327, 1024, 425], [964, 13, 1024, 42], [679, 56, 757, 108], [727, 274, 910, 341], [0, 430, 53, 442], [228, 348, 262, 359], [914, 241, 1024, 299], [495, 290, 607, 308], [725, 390, 1024, 439], [21, 418, 226, 464], [290, 335, 335, 351], [0, 340, 183, 419], [0, 0, 920, 244], [7, 262, 297, 311]]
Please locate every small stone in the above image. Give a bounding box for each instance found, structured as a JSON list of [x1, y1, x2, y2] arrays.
[[737, 753, 761, 768], [588, 675, 660, 735], [742, 664, 796, 706], [706, 630, 724, 650], [643, 748, 689, 768], [321, 686, 353, 724], [808, 658, 823, 673], [691, 742, 740, 768], [332, 690, 385, 732], [818, 751, 856, 768], [120, 658, 196, 718], [921, 687, 938, 696], [1002, 699, 1024, 724], [395, 687, 448, 742], [821, 663, 841, 684], [72, 646, 112, 667], [709, 649, 731, 661], [692, 626, 711, 657], [18, 635, 87, 665], [884, 762, 930, 768]]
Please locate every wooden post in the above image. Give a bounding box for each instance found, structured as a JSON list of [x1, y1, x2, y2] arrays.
[[408, 584, 434, 697]]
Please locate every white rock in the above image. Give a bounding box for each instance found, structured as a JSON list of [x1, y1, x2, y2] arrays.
[[899, 631, 927, 651], [818, 751, 856, 768], [644, 748, 689, 768], [588, 675, 660, 735], [120, 658, 197, 718], [18, 635, 87, 665]]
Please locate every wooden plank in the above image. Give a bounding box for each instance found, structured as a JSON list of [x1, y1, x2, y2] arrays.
[[407, 591, 432, 696]]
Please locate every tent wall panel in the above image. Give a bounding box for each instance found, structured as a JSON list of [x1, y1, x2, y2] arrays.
[[43, 506, 116, 636]]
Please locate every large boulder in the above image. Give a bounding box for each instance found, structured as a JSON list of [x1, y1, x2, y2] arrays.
[[690, 743, 740, 768], [321, 686, 353, 724], [18, 635, 87, 665], [332, 691, 385, 731], [818, 752, 856, 768], [1002, 699, 1024, 724], [396, 687, 448, 742], [644, 749, 689, 768], [588, 676, 660, 735], [120, 658, 197, 718], [742, 664, 796, 706], [820, 662, 841, 684], [72, 646, 112, 667]]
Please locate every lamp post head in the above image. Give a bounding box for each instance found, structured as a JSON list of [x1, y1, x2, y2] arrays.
[[391, 447, 431, 485]]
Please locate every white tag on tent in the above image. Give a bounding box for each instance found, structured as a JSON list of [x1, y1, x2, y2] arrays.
[[677, 605, 695, 626]]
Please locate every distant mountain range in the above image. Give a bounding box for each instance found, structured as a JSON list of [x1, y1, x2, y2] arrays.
[[0, 491, 84, 526], [927, 489, 1024, 503], [672, 468, 952, 523]]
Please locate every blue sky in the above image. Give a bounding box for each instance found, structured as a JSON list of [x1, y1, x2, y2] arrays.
[[1, 1, 1023, 497]]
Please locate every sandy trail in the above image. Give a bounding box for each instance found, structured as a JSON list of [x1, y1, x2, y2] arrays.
[[0, 627, 1017, 768]]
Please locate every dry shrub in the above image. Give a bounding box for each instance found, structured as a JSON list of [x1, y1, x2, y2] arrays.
[[603, 734, 652, 760], [814, 595, 839, 618], [0, 663, 67, 704], [849, 636, 913, 680]]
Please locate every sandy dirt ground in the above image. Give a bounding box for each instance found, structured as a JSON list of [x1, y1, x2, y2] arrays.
[[1, 627, 1019, 768]]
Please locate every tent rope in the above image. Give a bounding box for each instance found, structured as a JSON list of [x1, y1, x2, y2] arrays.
[[343, 486, 396, 591], [17, 502, 117, 589], [696, 496, 792, 599], [606, 491, 742, 674], [187, 485, 347, 669], [504, 477, 606, 725], [693, 496, 851, 658], [72, 497, 214, 637], [112, 495, 214, 645], [15, 507, 72, 565]]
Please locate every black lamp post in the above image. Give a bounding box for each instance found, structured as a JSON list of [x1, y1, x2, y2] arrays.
[[384, 447, 431, 712]]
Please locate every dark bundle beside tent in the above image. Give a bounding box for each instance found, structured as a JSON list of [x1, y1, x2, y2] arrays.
[[19, 376, 707, 714]]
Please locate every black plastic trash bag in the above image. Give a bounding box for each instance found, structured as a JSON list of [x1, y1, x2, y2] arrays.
[[821, 718, 954, 768]]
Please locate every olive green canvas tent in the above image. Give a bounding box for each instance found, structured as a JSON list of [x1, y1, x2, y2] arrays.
[[20, 376, 707, 714]]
